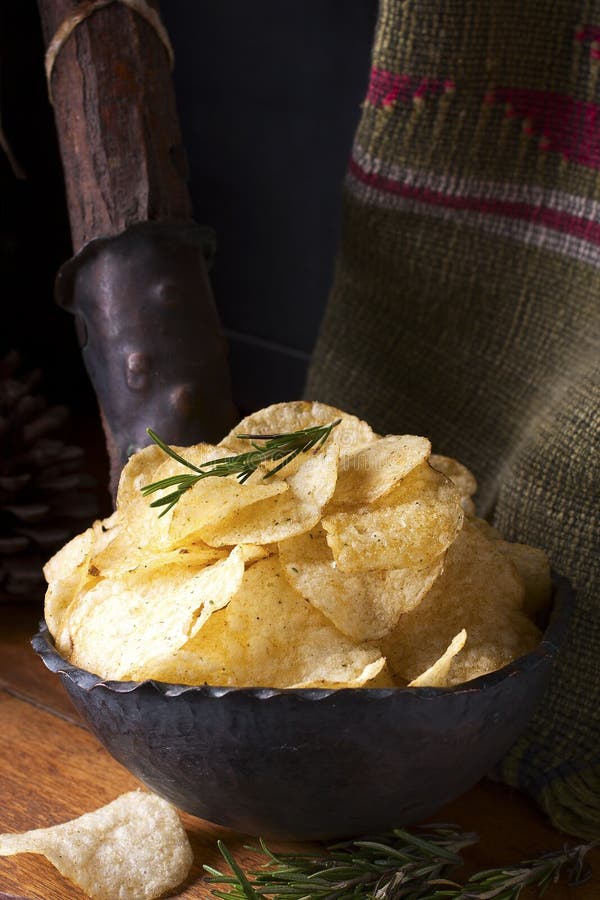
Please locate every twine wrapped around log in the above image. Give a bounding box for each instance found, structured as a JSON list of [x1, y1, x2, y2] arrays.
[[45, 0, 174, 102]]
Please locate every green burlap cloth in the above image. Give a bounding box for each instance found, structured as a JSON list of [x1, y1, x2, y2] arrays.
[[306, 0, 600, 838]]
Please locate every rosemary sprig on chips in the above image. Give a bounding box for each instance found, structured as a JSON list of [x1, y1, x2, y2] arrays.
[[205, 827, 597, 900], [141, 419, 341, 516]]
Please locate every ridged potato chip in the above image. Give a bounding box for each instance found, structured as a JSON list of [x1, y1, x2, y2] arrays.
[[322, 463, 463, 572], [198, 443, 339, 547], [381, 519, 541, 686], [279, 525, 443, 641], [330, 435, 431, 508], [143, 556, 386, 688], [63, 545, 253, 679], [0, 792, 192, 900]]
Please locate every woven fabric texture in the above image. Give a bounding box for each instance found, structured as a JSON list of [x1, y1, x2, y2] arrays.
[[306, 0, 600, 838]]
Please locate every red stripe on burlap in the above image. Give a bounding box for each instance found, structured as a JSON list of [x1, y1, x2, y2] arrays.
[[348, 157, 600, 246]]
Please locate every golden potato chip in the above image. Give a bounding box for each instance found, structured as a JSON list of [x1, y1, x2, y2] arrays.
[[115, 443, 167, 511], [93, 449, 242, 578], [92, 529, 227, 580], [220, 400, 375, 456], [360, 662, 396, 688], [143, 556, 386, 688], [449, 609, 541, 686], [198, 443, 340, 547], [63, 545, 251, 678], [429, 454, 477, 515], [0, 791, 192, 900], [408, 629, 467, 687], [322, 463, 463, 572], [168, 467, 288, 548], [330, 434, 431, 508], [470, 516, 502, 541], [43, 516, 120, 641], [137, 443, 236, 543], [289, 657, 389, 689], [495, 540, 552, 616], [468, 519, 551, 614], [43, 526, 95, 638], [279, 525, 443, 641], [380, 519, 540, 686]]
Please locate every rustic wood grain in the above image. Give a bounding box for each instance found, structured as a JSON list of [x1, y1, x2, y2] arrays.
[[37, 0, 192, 253], [0, 610, 598, 898]]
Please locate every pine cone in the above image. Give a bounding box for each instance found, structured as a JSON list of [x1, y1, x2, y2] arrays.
[[0, 351, 98, 603]]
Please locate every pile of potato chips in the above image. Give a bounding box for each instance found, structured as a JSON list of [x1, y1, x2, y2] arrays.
[[44, 401, 551, 689]]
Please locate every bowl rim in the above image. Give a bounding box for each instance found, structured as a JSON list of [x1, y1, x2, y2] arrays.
[[31, 573, 574, 702]]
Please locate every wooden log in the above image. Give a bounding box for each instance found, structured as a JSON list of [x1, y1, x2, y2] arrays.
[[36, 0, 237, 492], [37, 0, 191, 252]]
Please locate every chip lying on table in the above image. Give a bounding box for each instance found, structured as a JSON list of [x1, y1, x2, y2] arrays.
[[44, 401, 552, 690], [0, 792, 192, 900]]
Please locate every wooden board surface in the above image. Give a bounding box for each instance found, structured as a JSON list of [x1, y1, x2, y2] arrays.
[[0, 602, 597, 899]]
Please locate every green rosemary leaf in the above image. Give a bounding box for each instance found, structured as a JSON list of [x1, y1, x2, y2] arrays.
[[216, 841, 264, 900], [204, 829, 597, 900], [146, 428, 204, 473], [141, 420, 341, 512], [141, 473, 200, 494]]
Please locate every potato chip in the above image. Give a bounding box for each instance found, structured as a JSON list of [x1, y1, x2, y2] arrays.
[[43, 516, 120, 641], [468, 520, 551, 616], [115, 443, 167, 511], [322, 463, 463, 572], [143, 557, 386, 688], [380, 519, 540, 686], [168, 467, 288, 548], [92, 529, 227, 580], [495, 540, 552, 616], [330, 435, 431, 508], [198, 443, 339, 547], [429, 454, 477, 515], [0, 791, 192, 900], [279, 525, 443, 641], [408, 630, 467, 687], [63, 545, 251, 679], [139, 443, 237, 543], [470, 516, 502, 541], [289, 657, 389, 689], [220, 400, 375, 456], [43, 526, 95, 638], [449, 609, 541, 686]]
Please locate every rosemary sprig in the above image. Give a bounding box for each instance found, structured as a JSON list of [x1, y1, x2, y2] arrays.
[[204, 826, 597, 900], [140, 420, 341, 516]]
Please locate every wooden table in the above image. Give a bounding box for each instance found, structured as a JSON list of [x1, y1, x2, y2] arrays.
[[0, 602, 597, 899]]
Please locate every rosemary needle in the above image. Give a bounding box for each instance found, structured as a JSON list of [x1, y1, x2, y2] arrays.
[[140, 419, 341, 516], [204, 827, 597, 900]]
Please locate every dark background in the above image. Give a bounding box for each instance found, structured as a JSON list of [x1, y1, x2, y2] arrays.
[[0, 0, 376, 420]]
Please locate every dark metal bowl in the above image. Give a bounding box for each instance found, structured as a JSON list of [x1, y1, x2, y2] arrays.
[[32, 575, 573, 840]]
